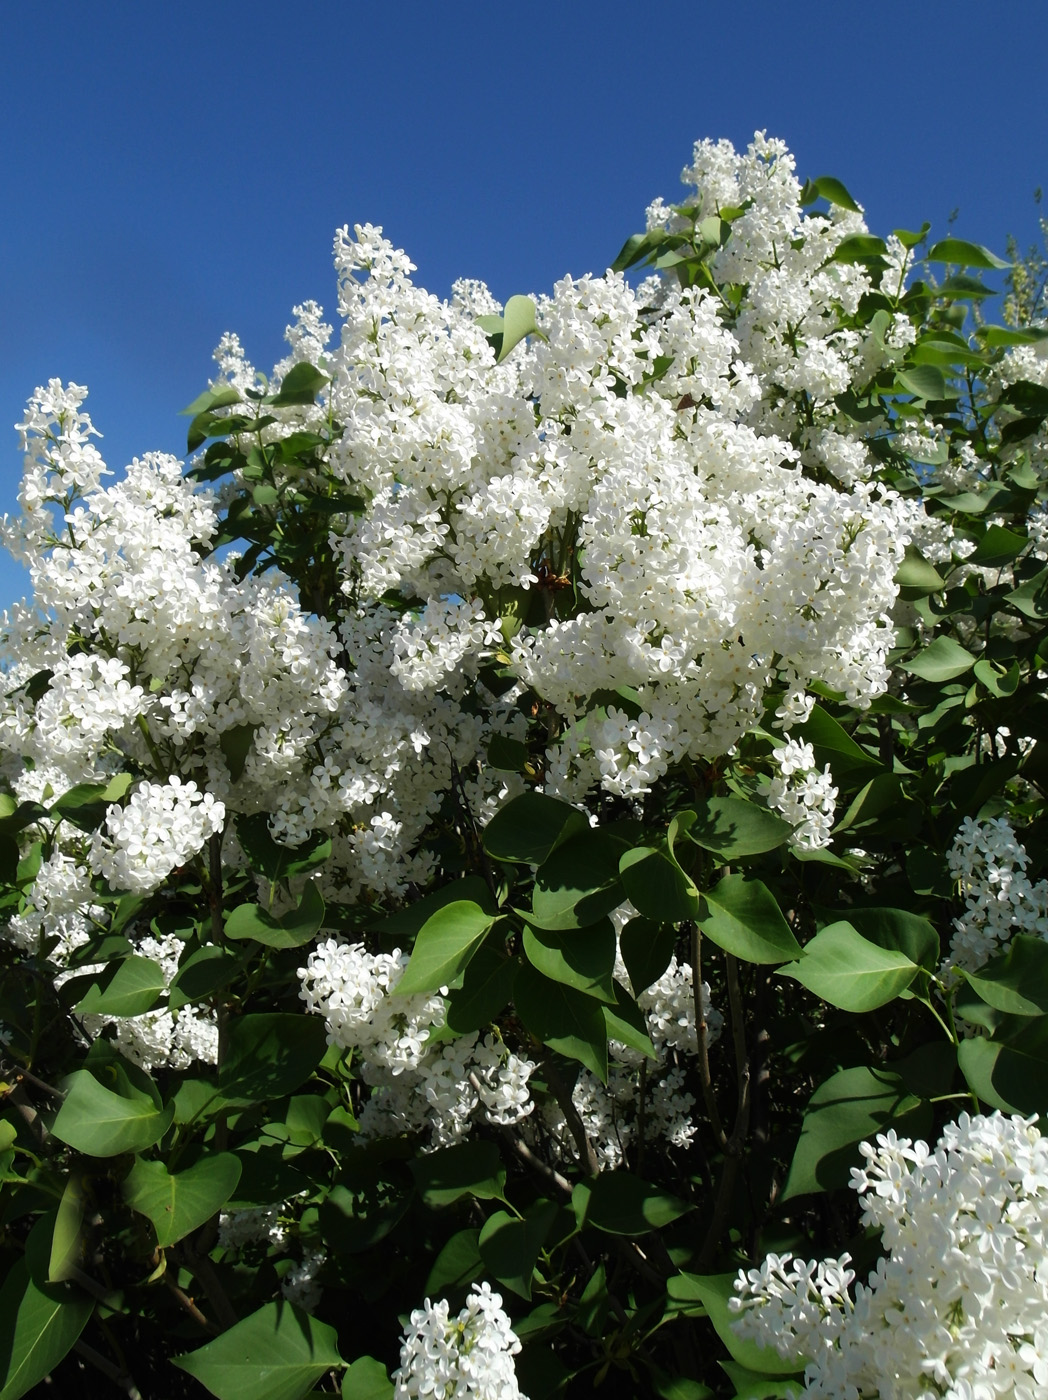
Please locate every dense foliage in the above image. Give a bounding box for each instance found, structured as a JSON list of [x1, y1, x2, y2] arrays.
[[1, 133, 1047, 1399]]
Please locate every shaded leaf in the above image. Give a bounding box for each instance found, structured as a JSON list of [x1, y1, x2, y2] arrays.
[[483, 791, 588, 866], [681, 797, 792, 861], [573, 1173, 692, 1235], [173, 1301, 342, 1400], [514, 964, 608, 1081], [523, 921, 616, 1002], [479, 1202, 559, 1299], [219, 1014, 328, 1106], [409, 1142, 506, 1208], [0, 1260, 93, 1400], [783, 1065, 930, 1199]]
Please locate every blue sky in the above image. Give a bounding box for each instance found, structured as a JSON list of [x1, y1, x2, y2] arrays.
[[2, 0, 1046, 614]]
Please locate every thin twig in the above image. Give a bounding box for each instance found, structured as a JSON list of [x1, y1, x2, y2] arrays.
[[4, 1063, 66, 1100], [697, 954, 751, 1272], [72, 1341, 143, 1400], [4, 1084, 48, 1146], [544, 1060, 600, 1176], [164, 1274, 219, 1335], [469, 1075, 574, 1199], [180, 1246, 239, 1331], [689, 924, 726, 1148]]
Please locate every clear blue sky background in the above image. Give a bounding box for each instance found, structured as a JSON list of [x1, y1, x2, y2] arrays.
[[2, 0, 1046, 616]]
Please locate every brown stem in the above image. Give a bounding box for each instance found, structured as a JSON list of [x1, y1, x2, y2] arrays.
[[208, 829, 224, 943], [164, 1274, 219, 1335], [180, 1246, 239, 1331], [689, 924, 726, 1149], [469, 1074, 574, 1199], [4, 1063, 65, 1100], [71, 1341, 143, 1400], [697, 954, 751, 1272], [5, 1084, 49, 1146], [544, 1060, 600, 1176]]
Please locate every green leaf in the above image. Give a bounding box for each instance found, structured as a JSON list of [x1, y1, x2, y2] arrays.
[[619, 917, 676, 994], [270, 361, 329, 407], [51, 1067, 174, 1157], [72, 955, 166, 1018], [619, 846, 700, 923], [968, 525, 1028, 568], [833, 774, 902, 833], [963, 935, 1048, 1017], [903, 636, 976, 682], [409, 1142, 507, 1208], [793, 706, 880, 779], [341, 1357, 393, 1400], [523, 921, 616, 1002], [218, 1014, 328, 1106], [896, 364, 946, 400], [602, 981, 656, 1059], [377, 877, 497, 936], [395, 901, 496, 996], [225, 883, 325, 950], [425, 1229, 484, 1298], [927, 237, 1009, 270], [681, 797, 792, 862], [478, 1201, 559, 1299], [806, 175, 860, 212], [700, 876, 802, 965], [443, 940, 517, 1034], [529, 829, 626, 931], [235, 814, 330, 882], [780, 922, 918, 1012], [48, 1175, 85, 1284], [1006, 569, 1048, 620], [980, 324, 1048, 347], [834, 907, 938, 970], [483, 791, 587, 866], [893, 223, 931, 249], [124, 1153, 242, 1248], [513, 963, 608, 1080], [181, 385, 241, 417], [0, 1260, 93, 1400], [48, 772, 132, 831], [169, 945, 244, 1010], [572, 1173, 692, 1235], [894, 545, 944, 596], [830, 234, 887, 264], [486, 734, 529, 772], [667, 1274, 805, 1376], [783, 1065, 930, 1199], [958, 1020, 1048, 1113], [220, 724, 258, 782], [173, 1301, 342, 1400]]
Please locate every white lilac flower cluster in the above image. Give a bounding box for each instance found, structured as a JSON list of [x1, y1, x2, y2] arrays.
[[89, 776, 225, 895], [7, 847, 101, 960], [298, 938, 536, 1148], [945, 815, 1048, 973], [731, 1112, 1048, 1399], [529, 951, 722, 1170], [200, 134, 920, 828], [1, 133, 929, 906], [218, 1201, 325, 1312], [760, 739, 838, 852], [393, 1282, 527, 1400], [0, 381, 349, 852]]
